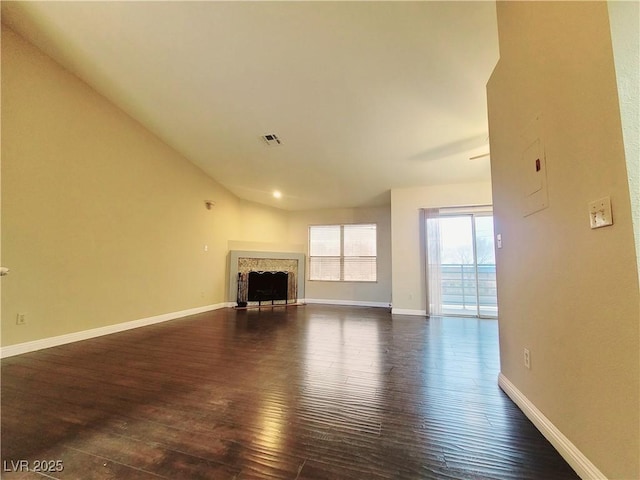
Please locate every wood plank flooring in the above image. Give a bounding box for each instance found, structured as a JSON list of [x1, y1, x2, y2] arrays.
[[1, 305, 579, 479]]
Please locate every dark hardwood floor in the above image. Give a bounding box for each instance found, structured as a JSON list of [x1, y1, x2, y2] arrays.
[[1, 305, 579, 479]]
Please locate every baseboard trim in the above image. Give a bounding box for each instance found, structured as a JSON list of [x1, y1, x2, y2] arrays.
[[498, 373, 607, 480], [0, 303, 230, 359], [391, 308, 426, 316], [303, 298, 390, 309]]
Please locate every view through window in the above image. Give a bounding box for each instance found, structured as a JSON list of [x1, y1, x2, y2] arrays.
[[309, 224, 377, 282], [425, 209, 497, 318]]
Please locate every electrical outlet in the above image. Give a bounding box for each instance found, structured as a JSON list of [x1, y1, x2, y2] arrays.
[[16, 313, 26, 325], [523, 348, 531, 369]]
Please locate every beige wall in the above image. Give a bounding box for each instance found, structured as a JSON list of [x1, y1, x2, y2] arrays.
[[287, 206, 392, 305], [390, 182, 493, 314], [487, 2, 639, 478], [1, 27, 243, 346], [235, 199, 290, 247]]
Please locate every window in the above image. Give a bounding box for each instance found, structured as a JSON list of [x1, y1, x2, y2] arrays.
[[309, 224, 377, 282]]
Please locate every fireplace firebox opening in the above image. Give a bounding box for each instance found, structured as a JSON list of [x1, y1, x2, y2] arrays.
[[247, 271, 289, 304]]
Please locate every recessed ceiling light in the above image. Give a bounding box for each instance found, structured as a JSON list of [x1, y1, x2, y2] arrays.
[[273, 190, 282, 199]]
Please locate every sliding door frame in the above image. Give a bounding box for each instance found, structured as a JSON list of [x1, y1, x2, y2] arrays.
[[423, 206, 497, 319]]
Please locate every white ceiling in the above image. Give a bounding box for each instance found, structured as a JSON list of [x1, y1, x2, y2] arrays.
[[2, 1, 499, 211]]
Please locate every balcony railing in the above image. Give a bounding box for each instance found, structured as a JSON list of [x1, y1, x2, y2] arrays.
[[440, 264, 497, 315]]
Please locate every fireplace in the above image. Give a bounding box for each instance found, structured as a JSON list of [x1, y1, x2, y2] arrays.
[[229, 250, 305, 308], [247, 271, 289, 304]]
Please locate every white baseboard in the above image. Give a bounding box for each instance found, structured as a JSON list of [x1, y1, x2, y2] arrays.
[[303, 298, 391, 309], [498, 373, 607, 480], [391, 308, 426, 316], [0, 303, 230, 359]]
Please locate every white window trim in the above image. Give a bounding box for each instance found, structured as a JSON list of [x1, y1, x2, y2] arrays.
[[308, 223, 377, 283]]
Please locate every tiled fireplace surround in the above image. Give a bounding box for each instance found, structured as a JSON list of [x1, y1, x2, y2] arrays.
[[228, 251, 306, 306]]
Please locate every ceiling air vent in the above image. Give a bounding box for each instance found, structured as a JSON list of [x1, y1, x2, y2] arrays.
[[260, 134, 282, 146]]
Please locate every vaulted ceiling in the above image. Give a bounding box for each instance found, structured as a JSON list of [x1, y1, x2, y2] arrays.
[[2, 1, 499, 211]]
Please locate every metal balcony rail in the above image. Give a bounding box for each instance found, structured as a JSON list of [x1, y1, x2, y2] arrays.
[[440, 263, 497, 309]]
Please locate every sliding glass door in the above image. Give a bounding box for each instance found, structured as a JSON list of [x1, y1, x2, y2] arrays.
[[425, 210, 497, 318], [473, 215, 498, 317]]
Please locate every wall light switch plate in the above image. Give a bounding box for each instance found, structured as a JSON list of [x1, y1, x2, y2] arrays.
[[589, 196, 613, 229]]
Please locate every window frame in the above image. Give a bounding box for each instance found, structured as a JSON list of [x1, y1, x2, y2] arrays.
[[308, 223, 378, 283]]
